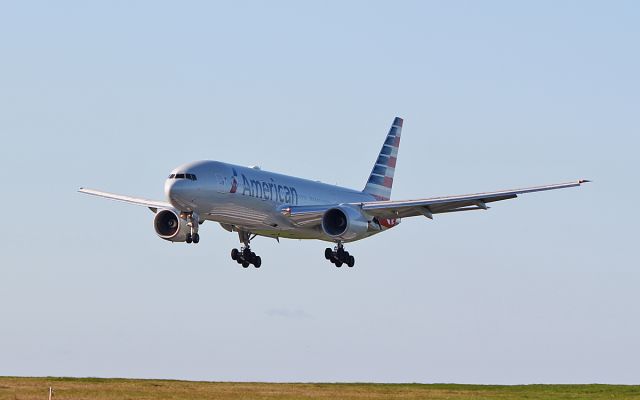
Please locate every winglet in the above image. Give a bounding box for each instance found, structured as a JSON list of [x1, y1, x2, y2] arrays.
[[579, 179, 591, 184]]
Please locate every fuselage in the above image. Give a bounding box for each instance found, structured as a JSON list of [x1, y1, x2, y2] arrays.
[[164, 160, 392, 241]]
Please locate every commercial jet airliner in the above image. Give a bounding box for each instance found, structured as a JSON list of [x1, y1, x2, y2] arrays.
[[80, 117, 588, 268]]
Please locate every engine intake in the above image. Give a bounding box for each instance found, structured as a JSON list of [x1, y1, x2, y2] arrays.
[[321, 206, 369, 241], [153, 209, 195, 242]]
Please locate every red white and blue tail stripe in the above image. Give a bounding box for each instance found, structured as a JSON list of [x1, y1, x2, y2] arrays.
[[363, 117, 403, 201]]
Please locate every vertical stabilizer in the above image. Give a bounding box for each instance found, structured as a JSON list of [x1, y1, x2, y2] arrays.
[[362, 117, 403, 201]]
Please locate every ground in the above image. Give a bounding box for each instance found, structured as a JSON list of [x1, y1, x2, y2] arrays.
[[1, 377, 639, 400]]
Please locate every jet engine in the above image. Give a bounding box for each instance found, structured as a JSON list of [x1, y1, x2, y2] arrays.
[[153, 209, 197, 242], [321, 206, 369, 241]]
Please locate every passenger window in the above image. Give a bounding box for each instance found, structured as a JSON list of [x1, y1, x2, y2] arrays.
[[192, 175, 197, 181], [168, 174, 175, 179], [176, 173, 185, 179]]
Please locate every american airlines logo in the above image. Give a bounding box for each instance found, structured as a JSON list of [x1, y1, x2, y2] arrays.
[[231, 169, 299, 204]]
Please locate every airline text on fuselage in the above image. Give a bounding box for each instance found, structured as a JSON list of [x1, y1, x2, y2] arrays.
[[241, 174, 299, 205]]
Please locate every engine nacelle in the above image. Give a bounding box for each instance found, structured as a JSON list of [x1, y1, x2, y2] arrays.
[[153, 209, 197, 242], [321, 206, 369, 241]]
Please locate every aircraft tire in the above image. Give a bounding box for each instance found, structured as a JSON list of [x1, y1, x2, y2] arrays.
[[186, 233, 192, 244], [253, 256, 262, 268], [243, 248, 252, 259], [192, 233, 200, 244], [231, 248, 239, 260], [242, 261, 250, 268], [325, 248, 333, 260], [347, 255, 355, 268]]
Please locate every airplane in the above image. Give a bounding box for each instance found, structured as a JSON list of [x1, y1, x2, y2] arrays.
[[79, 117, 588, 269]]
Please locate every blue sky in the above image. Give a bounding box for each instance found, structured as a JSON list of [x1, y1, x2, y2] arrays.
[[0, 1, 638, 383]]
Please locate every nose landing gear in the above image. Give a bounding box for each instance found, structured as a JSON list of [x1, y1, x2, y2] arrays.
[[184, 213, 200, 244], [186, 232, 200, 244], [325, 243, 355, 268]]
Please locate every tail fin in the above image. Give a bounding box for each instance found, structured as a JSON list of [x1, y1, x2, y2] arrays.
[[362, 117, 403, 201]]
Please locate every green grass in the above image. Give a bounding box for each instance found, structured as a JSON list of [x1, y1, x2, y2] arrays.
[[1, 377, 639, 399]]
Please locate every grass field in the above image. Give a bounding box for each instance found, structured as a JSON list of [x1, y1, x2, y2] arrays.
[[1, 377, 639, 400]]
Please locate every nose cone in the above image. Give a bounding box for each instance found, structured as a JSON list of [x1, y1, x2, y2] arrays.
[[165, 179, 190, 209]]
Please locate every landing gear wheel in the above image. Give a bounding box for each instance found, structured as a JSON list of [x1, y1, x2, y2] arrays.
[[186, 233, 193, 244], [243, 248, 252, 259], [347, 255, 355, 268], [192, 233, 200, 244], [233, 231, 263, 268], [326, 243, 355, 268]]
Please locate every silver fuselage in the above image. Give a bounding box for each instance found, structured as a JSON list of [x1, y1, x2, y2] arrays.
[[165, 160, 386, 241]]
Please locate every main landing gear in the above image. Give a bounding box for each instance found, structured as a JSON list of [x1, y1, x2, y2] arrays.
[[325, 243, 355, 268], [231, 231, 261, 268], [231, 247, 261, 268]]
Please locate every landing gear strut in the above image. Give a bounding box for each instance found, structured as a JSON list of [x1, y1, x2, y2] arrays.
[[325, 242, 355, 268], [231, 230, 262, 268]]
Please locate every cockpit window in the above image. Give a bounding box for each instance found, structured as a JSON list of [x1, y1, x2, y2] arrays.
[[169, 173, 197, 180]]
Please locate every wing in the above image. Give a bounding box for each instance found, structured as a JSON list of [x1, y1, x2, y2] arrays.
[[78, 187, 172, 212], [281, 180, 589, 225], [359, 180, 590, 219]]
